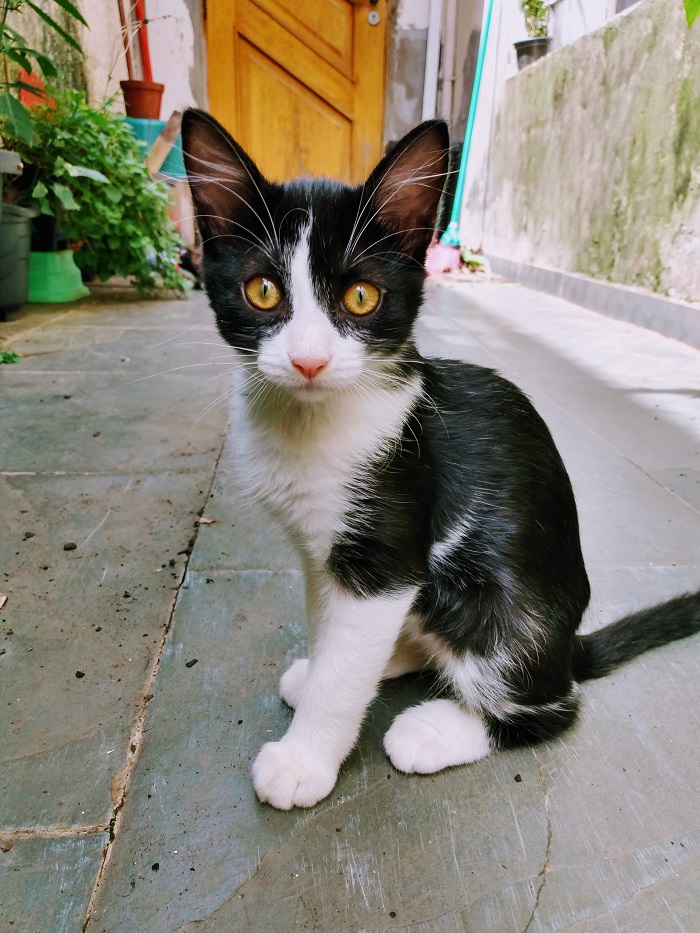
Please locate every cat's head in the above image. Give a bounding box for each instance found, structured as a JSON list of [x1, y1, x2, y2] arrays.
[[181, 111, 449, 401]]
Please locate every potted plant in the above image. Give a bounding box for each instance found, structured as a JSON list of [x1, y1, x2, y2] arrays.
[[18, 89, 185, 296], [117, 0, 164, 119], [515, 0, 551, 71], [0, 0, 87, 315]]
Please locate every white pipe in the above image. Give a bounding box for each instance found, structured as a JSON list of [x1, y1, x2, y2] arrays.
[[439, 0, 457, 121], [422, 0, 444, 121]]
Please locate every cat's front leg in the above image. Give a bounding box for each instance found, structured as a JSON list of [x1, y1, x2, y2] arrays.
[[253, 583, 417, 810], [279, 631, 429, 710]]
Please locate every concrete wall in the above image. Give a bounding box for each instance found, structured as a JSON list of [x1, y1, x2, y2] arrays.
[[461, 0, 700, 304]]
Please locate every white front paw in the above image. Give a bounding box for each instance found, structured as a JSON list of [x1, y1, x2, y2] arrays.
[[252, 740, 337, 810], [279, 658, 309, 709], [384, 700, 491, 774]]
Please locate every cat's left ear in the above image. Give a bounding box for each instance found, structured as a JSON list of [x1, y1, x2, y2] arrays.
[[365, 120, 450, 259]]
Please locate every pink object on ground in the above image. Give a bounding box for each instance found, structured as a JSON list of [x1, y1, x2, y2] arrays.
[[425, 240, 461, 275]]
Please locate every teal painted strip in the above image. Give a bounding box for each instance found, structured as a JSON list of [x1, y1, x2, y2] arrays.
[[441, 0, 495, 247]]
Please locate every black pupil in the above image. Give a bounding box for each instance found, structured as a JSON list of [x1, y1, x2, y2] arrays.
[[357, 286, 365, 304]]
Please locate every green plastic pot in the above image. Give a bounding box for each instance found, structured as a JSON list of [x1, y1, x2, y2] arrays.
[[28, 249, 90, 303]]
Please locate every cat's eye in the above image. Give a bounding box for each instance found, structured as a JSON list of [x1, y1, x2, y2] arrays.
[[342, 281, 380, 317], [245, 276, 283, 311]]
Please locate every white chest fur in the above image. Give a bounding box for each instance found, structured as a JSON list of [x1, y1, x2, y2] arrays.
[[232, 378, 421, 562]]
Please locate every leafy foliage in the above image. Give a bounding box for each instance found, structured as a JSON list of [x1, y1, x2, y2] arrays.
[[520, 0, 549, 38], [685, 0, 700, 27], [0, 0, 87, 147], [0, 349, 20, 363], [19, 90, 185, 293]]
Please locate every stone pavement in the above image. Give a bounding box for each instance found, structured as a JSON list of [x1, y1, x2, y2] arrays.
[[1, 282, 699, 933]]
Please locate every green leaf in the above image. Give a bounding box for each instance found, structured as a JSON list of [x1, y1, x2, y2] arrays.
[[0, 351, 20, 364], [0, 91, 36, 146], [50, 0, 89, 27], [33, 181, 49, 199], [51, 183, 80, 211], [32, 53, 59, 78], [5, 48, 33, 71], [14, 79, 48, 97], [64, 164, 110, 183], [685, 0, 700, 26], [25, 1, 83, 53]]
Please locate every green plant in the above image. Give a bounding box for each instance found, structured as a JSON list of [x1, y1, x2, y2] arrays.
[[520, 0, 549, 38], [685, 0, 700, 26], [19, 89, 185, 293], [0, 0, 86, 148], [0, 348, 20, 362]]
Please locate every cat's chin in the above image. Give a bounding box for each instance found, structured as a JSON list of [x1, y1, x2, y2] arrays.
[[286, 381, 340, 403]]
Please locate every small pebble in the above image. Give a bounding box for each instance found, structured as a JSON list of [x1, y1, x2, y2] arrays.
[[75, 671, 85, 679], [151, 862, 159, 871], [514, 773, 522, 783], [63, 542, 77, 551], [185, 658, 198, 668]]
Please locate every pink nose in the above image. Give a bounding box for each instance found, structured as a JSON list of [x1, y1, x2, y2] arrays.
[[291, 356, 329, 380]]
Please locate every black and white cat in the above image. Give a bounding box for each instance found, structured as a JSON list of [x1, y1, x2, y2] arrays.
[[182, 111, 700, 811]]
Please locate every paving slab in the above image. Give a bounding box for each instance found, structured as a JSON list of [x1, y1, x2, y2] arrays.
[[0, 833, 108, 933], [0, 470, 219, 830], [1, 292, 228, 932], [83, 283, 700, 933]]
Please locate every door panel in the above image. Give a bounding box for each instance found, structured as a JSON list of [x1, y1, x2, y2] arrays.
[[207, 0, 388, 183]]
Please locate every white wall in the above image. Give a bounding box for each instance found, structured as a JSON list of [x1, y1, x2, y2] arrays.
[[548, 0, 610, 50], [77, 0, 199, 116]]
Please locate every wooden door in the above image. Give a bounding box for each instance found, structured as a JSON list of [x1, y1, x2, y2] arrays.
[[206, 0, 388, 183]]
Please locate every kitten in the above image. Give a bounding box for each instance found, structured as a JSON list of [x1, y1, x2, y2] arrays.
[[182, 111, 700, 811]]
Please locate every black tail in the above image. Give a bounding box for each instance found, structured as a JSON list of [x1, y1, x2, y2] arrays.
[[573, 590, 700, 681]]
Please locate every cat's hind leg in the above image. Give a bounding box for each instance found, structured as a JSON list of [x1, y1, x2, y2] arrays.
[[384, 622, 580, 774], [384, 698, 490, 773], [382, 629, 433, 680], [279, 658, 309, 709]]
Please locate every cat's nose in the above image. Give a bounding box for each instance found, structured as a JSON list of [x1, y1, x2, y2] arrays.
[[290, 356, 329, 380]]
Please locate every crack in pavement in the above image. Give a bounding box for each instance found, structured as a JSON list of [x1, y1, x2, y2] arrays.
[[522, 756, 552, 933], [78, 438, 227, 933]]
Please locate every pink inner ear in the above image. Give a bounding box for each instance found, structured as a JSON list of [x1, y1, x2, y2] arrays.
[[183, 112, 263, 232], [368, 126, 449, 247]]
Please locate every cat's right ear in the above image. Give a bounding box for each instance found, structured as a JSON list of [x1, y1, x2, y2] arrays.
[[181, 109, 265, 244]]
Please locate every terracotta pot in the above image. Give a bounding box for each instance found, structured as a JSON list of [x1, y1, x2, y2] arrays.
[[120, 80, 164, 120]]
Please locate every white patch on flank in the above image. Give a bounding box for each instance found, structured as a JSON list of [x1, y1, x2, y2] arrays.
[[429, 517, 473, 567]]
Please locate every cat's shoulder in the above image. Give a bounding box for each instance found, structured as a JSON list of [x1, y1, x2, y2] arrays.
[[422, 356, 525, 401]]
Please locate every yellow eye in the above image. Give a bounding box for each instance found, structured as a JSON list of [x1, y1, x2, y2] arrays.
[[245, 276, 282, 310], [342, 281, 380, 316]]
